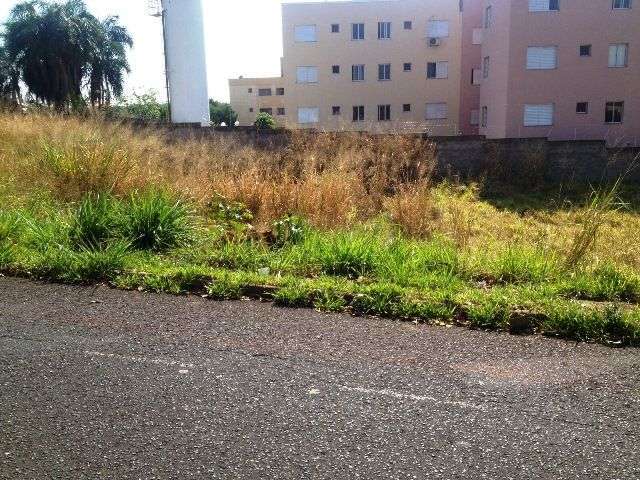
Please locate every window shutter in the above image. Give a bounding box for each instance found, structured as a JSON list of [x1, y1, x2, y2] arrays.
[[470, 110, 480, 126], [297, 67, 318, 83], [428, 20, 449, 38], [472, 68, 482, 85], [472, 28, 483, 45], [298, 107, 319, 124], [526, 47, 557, 69], [524, 104, 554, 126], [436, 62, 449, 79], [294, 25, 316, 42], [426, 103, 448, 120], [529, 0, 555, 11]]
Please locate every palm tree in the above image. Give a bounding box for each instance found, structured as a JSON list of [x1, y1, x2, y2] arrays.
[[89, 16, 133, 108], [0, 45, 21, 105]]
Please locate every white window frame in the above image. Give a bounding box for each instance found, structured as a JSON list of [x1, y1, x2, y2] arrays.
[[523, 104, 554, 127], [426, 102, 448, 120], [472, 28, 483, 45], [436, 61, 448, 79], [352, 64, 365, 82], [526, 46, 558, 70], [296, 66, 319, 84], [352, 23, 365, 40], [294, 25, 317, 43], [378, 22, 392, 40], [612, 0, 632, 9], [608, 44, 629, 67], [427, 20, 449, 38], [529, 0, 560, 12], [378, 63, 391, 81], [472, 68, 482, 85], [378, 104, 391, 122], [297, 107, 319, 124], [470, 109, 480, 126]]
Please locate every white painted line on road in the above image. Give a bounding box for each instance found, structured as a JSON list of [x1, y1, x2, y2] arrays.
[[339, 386, 486, 411], [84, 351, 195, 369]]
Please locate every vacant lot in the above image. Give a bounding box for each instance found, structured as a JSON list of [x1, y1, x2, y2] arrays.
[[0, 114, 639, 345]]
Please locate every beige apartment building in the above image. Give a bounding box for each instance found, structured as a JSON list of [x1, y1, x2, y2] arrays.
[[229, 0, 639, 144]]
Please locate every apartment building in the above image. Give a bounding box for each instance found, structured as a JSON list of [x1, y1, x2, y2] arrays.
[[229, 0, 639, 144]]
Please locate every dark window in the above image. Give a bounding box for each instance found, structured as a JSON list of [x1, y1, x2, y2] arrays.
[[352, 105, 365, 122], [276, 87, 285, 96], [605, 101, 624, 123], [404, 21, 412, 30], [259, 108, 273, 115], [249, 108, 254, 113], [580, 45, 592, 57], [331, 23, 340, 33], [258, 88, 272, 96], [352, 64, 365, 81], [378, 22, 391, 39], [576, 102, 589, 114], [403, 62, 412, 71], [332, 65, 340, 74], [403, 104, 411, 112], [248, 88, 253, 93], [612, 0, 631, 8], [352, 23, 365, 40], [481, 106, 488, 127], [332, 106, 341, 115], [427, 62, 437, 79], [549, 0, 560, 10], [378, 104, 391, 121], [378, 63, 391, 81], [277, 107, 286, 116]]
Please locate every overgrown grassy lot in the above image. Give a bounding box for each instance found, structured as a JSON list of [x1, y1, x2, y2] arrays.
[[1, 114, 639, 346]]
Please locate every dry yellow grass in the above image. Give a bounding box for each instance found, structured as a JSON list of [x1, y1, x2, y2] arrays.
[[1, 113, 639, 269]]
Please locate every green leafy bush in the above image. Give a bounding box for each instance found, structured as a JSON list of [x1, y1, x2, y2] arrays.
[[254, 112, 275, 131], [272, 215, 307, 248]]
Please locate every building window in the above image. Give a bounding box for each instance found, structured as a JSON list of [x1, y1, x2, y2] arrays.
[[259, 108, 273, 115], [294, 25, 317, 42], [529, 0, 560, 11], [276, 88, 285, 96], [605, 101, 624, 123], [258, 88, 272, 96], [484, 6, 493, 28], [298, 107, 319, 124], [576, 102, 589, 114], [378, 105, 391, 121], [483, 56, 490, 78], [378, 22, 391, 39], [404, 21, 412, 30], [296, 66, 318, 84], [403, 62, 412, 71], [249, 108, 254, 113], [352, 23, 365, 40], [580, 45, 592, 57], [427, 61, 449, 79], [526, 46, 558, 69], [331, 24, 340, 33], [426, 102, 448, 120], [609, 44, 628, 67], [248, 88, 253, 93], [481, 106, 488, 127], [470, 109, 480, 126], [403, 104, 411, 112], [524, 104, 554, 126], [472, 68, 482, 85], [352, 64, 365, 81], [353, 105, 365, 122], [277, 107, 286, 116], [427, 20, 449, 38], [332, 65, 340, 74], [378, 63, 391, 81], [613, 0, 632, 9], [332, 106, 341, 115]]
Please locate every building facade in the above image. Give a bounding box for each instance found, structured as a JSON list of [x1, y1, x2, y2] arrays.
[[229, 0, 639, 144]]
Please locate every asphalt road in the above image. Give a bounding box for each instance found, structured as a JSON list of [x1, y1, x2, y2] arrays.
[[0, 277, 639, 479]]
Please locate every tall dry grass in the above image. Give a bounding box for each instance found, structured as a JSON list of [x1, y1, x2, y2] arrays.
[[1, 113, 639, 269]]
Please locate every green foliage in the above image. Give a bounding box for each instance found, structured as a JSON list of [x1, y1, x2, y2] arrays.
[[112, 91, 169, 122], [488, 246, 558, 284], [4, 0, 132, 109], [209, 100, 238, 127], [560, 264, 640, 302], [312, 231, 379, 278], [254, 112, 276, 130], [69, 193, 119, 250], [120, 190, 194, 251], [272, 215, 307, 248]]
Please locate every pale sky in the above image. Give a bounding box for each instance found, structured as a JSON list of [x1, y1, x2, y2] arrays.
[[0, 0, 319, 102]]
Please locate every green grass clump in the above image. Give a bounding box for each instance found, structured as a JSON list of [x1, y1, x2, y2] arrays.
[[120, 190, 194, 251], [69, 193, 120, 250], [559, 264, 640, 302], [312, 230, 380, 278]]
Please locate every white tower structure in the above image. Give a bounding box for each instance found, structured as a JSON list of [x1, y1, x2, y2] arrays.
[[160, 0, 211, 126]]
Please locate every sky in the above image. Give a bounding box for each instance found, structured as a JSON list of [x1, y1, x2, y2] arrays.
[[0, 0, 317, 102]]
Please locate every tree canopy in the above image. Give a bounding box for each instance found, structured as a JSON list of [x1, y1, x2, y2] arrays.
[[1, 0, 132, 109], [209, 100, 238, 127]]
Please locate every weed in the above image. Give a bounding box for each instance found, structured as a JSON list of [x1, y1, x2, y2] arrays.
[[69, 192, 120, 250]]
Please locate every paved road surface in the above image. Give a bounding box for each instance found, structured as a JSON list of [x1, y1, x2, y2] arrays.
[[0, 277, 639, 479]]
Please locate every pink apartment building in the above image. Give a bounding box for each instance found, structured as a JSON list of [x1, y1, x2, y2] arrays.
[[478, 0, 639, 145]]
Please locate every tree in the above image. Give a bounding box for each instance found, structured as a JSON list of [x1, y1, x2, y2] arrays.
[[89, 16, 133, 107], [3, 0, 132, 110], [209, 100, 237, 127], [254, 112, 275, 131], [0, 45, 21, 105]]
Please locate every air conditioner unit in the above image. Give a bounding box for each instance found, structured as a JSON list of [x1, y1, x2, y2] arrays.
[[428, 37, 441, 47]]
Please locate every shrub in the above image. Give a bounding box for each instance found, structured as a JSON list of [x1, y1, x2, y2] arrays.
[[120, 190, 194, 251], [254, 112, 275, 131], [272, 215, 307, 248]]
